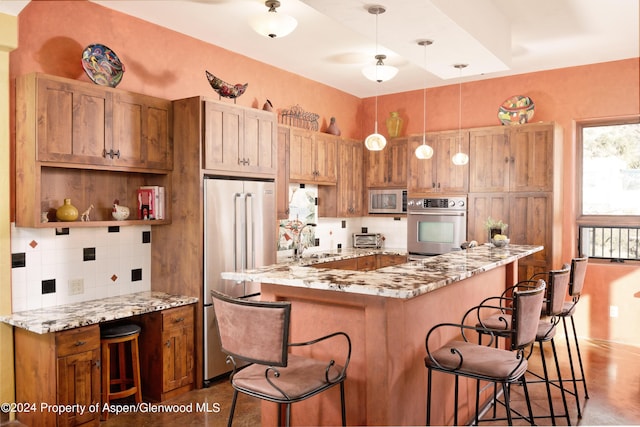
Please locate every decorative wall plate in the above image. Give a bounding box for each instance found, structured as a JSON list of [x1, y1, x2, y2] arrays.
[[498, 95, 535, 125], [81, 44, 125, 88]]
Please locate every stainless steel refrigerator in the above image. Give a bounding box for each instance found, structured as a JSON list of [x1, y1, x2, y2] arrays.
[[203, 177, 276, 383]]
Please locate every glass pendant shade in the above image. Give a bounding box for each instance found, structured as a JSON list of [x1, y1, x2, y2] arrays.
[[362, 55, 398, 83], [451, 151, 469, 165], [365, 123, 387, 151], [249, 1, 297, 38], [415, 139, 434, 159]]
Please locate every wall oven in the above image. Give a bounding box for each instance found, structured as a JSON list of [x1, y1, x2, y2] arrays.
[[407, 196, 467, 258]]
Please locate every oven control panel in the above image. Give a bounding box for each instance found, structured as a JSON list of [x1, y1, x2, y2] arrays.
[[407, 197, 466, 210]]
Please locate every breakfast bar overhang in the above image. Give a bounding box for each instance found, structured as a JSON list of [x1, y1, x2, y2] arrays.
[[221, 245, 543, 426]]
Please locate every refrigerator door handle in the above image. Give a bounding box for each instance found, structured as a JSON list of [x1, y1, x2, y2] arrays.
[[233, 192, 244, 273], [245, 192, 255, 270]]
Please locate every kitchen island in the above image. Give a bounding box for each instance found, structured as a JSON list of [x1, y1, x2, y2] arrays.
[[221, 245, 542, 426]]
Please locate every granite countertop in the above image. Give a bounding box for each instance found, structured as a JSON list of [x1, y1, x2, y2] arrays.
[[0, 291, 199, 334], [222, 245, 543, 299]]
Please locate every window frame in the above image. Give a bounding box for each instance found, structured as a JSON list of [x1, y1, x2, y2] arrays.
[[576, 115, 640, 263], [576, 115, 640, 228]]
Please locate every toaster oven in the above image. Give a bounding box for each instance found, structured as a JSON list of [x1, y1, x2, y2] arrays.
[[353, 233, 383, 248]]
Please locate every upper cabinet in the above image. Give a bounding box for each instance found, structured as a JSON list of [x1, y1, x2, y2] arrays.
[[318, 137, 365, 218], [469, 123, 557, 193], [203, 100, 277, 176], [33, 73, 172, 170], [408, 131, 469, 195], [366, 138, 407, 188], [289, 128, 337, 185], [15, 73, 173, 228]]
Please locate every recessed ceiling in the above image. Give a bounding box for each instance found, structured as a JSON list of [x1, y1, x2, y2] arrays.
[[5, 0, 639, 98]]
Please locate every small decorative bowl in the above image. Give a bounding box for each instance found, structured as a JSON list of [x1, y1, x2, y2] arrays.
[[491, 238, 510, 248]]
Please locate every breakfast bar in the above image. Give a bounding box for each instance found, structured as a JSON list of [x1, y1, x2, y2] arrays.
[[222, 244, 542, 426]]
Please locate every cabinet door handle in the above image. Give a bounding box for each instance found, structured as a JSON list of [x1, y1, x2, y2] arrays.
[[103, 149, 109, 159], [173, 317, 184, 323], [165, 340, 171, 348], [75, 340, 86, 347], [113, 149, 120, 159], [504, 156, 510, 163]]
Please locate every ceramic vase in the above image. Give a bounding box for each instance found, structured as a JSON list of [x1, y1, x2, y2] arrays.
[[386, 111, 403, 138], [56, 199, 78, 222], [326, 117, 341, 136]]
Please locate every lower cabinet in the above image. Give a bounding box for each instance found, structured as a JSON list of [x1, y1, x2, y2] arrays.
[[15, 325, 101, 427], [13, 306, 195, 426], [314, 254, 407, 271], [137, 305, 195, 402]]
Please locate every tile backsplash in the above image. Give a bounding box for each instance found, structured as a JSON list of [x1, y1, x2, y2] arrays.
[[10, 223, 151, 312]]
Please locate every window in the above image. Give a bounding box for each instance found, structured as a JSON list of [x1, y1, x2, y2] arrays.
[[577, 117, 640, 261]]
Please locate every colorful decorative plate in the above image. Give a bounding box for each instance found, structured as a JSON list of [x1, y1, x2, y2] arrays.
[[81, 44, 125, 88], [498, 95, 535, 125]]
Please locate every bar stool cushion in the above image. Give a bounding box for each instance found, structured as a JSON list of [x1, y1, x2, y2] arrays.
[[101, 323, 141, 339], [425, 340, 528, 380]]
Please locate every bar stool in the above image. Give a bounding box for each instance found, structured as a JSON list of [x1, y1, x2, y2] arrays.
[[558, 257, 589, 418], [100, 323, 143, 420]]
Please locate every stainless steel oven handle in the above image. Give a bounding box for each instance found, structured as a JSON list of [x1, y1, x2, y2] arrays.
[[407, 211, 466, 217]]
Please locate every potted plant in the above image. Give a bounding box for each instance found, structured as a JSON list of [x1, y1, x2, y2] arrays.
[[484, 217, 508, 241]]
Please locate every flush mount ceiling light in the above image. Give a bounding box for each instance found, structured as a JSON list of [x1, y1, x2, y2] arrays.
[[249, 0, 298, 39], [452, 64, 469, 166], [362, 6, 398, 83], [415, 40, 434, 160]]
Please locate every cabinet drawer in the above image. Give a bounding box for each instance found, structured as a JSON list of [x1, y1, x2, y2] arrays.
[[55, 325, 100, 357], [162, 306, 194, 330]]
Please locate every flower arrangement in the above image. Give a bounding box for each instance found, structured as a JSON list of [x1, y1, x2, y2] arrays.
[[484, 217, 508, 242]]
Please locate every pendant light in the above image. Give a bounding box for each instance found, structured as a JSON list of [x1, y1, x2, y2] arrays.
[[249, 1, 298, 39], [362, 6, 398, 83], [451, 64, 469, 166], [364, 86, 386, 151], [415, 40, 434, 160]]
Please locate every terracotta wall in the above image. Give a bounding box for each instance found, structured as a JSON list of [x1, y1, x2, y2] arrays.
[[8, 1, 640, 345]]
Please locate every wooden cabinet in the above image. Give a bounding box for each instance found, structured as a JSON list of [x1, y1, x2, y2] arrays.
[[467, 122, 563, 280], [289, 128, 337, 184], [137, 305, 195, 402], [376, 254, 408, 269], [112, 92, 173, 170], [408, 131, 469, 195], [469, 123, 555, 193], [318, 138, 364, 217], [277, 126, 291, 220], [203, 100, 277, 176], [366, 138, 407, 188], [15, 73, 173, 228], [15, 325, 101, 427], [31, 73, 172, 170], [313, 254, 407, 271]]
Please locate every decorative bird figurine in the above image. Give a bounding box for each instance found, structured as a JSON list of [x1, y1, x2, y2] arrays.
[[112, 199, 130, 221], [205, 71, 248, 102]]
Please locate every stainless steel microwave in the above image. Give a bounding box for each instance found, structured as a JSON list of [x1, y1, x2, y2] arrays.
[[368, 189, 407, 214]]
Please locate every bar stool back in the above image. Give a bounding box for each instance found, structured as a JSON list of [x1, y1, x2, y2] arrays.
[[100, 323, 142, 420]]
